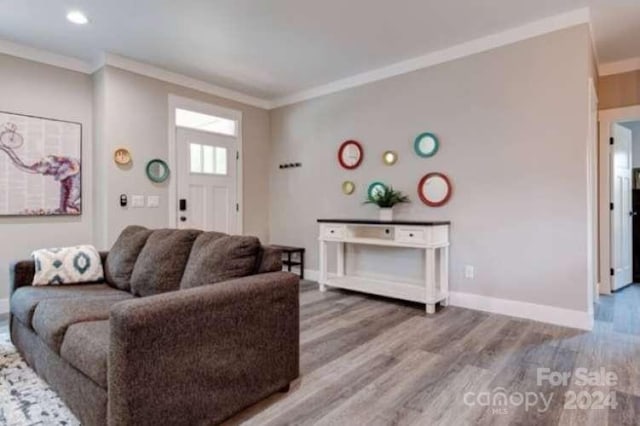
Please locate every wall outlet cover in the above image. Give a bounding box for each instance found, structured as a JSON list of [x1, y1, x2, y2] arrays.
[[464, 265, 475, 279], [131, 195, 145, 208], [147, 195, 160, 208]]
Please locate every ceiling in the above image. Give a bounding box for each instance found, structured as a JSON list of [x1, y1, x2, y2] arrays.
[[0, 0, 639, 102]]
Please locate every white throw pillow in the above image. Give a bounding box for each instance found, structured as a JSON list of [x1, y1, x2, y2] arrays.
[[32, 245, 104, 286]]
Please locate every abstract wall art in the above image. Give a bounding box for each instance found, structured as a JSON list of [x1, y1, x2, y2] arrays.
[[0, 111, 82, 216]]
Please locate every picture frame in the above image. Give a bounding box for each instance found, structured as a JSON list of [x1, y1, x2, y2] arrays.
[[0, 111, 82, 216]]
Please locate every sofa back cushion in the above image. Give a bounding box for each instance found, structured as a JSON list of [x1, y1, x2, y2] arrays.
[[130, 229, 202, 296], [105, 226, 152, 291], [255, 246, 283, 274], [180, 232, 261, 289]]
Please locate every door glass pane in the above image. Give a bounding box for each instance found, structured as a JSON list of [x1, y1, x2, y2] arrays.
[[203, 145, 214, 174], [215, 147, 227, 175], [176, 108, 237, 136], [190, 143, 202, 173]]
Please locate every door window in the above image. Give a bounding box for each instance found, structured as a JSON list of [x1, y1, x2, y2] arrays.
[[189, 143, 227, 175]]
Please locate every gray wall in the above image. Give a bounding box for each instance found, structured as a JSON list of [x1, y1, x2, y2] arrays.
[[0, 54, 94, 301], [269, 25, 592, 311], [94, 66, 271, 247]]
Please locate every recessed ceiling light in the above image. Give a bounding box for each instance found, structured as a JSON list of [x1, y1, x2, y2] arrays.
[[66, 11, 89, 25]]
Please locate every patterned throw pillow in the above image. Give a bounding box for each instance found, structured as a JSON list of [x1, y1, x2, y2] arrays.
[[31, 245, 104, 286]]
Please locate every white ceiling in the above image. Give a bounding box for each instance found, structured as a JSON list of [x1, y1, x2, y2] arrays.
[[0, 0, 639, 102]]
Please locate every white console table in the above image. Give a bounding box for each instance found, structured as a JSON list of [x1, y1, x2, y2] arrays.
[[317, 219, 450, 314]]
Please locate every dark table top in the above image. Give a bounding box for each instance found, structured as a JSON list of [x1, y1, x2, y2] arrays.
[[317, 219, 451, 226], [269, 244, 305, 252]]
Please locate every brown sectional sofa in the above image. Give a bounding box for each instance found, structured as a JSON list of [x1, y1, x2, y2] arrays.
[[9, 226, 299, 426]]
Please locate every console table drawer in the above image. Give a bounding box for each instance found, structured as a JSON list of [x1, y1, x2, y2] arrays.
[[322, 225, 346, 239], [396, 228, 426, 244]]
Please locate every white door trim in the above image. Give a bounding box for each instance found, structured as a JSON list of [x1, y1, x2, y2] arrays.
[[168, 94, 243, 233], [587, 78, 598, 310], [598, 105, 640, 293]]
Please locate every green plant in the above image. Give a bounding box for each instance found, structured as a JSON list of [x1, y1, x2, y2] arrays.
[[364, 185, 410, 208]]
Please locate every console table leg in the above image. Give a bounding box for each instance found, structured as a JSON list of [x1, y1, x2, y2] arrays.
[[425, 248, 437, 315], [337, 242, 345, 277], [440, 246, 449, 307], [319, 240, 327, 292]]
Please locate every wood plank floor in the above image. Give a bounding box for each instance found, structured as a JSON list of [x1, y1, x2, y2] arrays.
[[3, 284, 640, 425], [226, 282, 640, 425]]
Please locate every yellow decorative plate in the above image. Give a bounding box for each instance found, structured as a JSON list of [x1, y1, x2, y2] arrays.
[[114, 148, 132, 165]]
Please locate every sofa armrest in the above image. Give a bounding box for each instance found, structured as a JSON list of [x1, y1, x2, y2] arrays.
[[108, 271, 299, 426], [9, 260, 35, 295]]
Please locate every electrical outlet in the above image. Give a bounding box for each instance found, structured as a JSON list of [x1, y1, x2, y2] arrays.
[[464, 265, 475, 279]]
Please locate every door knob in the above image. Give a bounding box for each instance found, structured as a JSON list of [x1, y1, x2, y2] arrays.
[[630, 212, 637, 216], [180, 216, 187, 222]]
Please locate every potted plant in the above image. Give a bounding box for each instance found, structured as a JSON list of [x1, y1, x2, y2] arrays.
[[364, 184, 410, 221]]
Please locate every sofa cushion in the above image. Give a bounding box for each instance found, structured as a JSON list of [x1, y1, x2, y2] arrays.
[[60, 320, 109, 388], [180, 232, 261, 289], [130, 229, 202, 297], [105, 225, 153, 291], [10, 284, 129, 328], [32, 295, 132, 353]]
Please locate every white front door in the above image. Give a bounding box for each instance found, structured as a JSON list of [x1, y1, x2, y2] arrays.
[[611, 123, 633, 290], [176, 127, 238, 233]]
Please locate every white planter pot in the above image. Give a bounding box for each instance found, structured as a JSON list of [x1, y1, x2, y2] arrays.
[[379, 208, 393, 221]]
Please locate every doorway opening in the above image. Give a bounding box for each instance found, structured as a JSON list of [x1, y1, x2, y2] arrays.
[[168, 95, 243, 234], [609, 120, 640, 292], [599, 105, 640, 294]]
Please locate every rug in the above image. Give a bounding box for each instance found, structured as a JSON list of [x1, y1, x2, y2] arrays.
[[0, 329, 79, 426]]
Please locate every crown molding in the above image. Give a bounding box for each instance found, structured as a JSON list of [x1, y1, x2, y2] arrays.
[[0, 39, 272, 110], [599, 56, 640, 77], [271, 7, 591, 108], [0, 38, 93, 73], [99, 53, 272, 109]]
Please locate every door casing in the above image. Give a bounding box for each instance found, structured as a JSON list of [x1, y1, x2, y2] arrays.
[[168, 94, 243, 233]]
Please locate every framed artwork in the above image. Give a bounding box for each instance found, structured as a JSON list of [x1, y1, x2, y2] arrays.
[[0, 111, 82, 216]]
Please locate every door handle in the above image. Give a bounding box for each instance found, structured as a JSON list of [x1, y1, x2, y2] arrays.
[[631, 211, 638, 216], [180, 216, 187, 222], [179, 199, 187, 211]]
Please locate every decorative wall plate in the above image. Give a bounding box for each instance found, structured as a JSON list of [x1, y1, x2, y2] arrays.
[[114, 147, 132, 165], [382, 150, 398, 165], [342, 181, 356, 195], [418, 172, 452, 207], [146, 159, 170, 183], [338, 140, 363, 169], [367, 181, 386, 199], [414, 132, 439, 158]]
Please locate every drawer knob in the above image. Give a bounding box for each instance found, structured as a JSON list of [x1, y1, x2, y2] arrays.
[[385, 229, 390, 234], [330, 230, 334, 234], [409, 233, 414, 237]]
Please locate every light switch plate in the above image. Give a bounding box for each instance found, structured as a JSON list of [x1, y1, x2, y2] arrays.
[[147, 195, 160, 208], [131, 195, 145, 208]]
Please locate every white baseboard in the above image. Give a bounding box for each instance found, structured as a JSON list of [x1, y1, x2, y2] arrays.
[[448, 291, 593, 331], [303, 269, 319, 281], [0, 298, 9, 315], [302, 269, 593, 330]]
